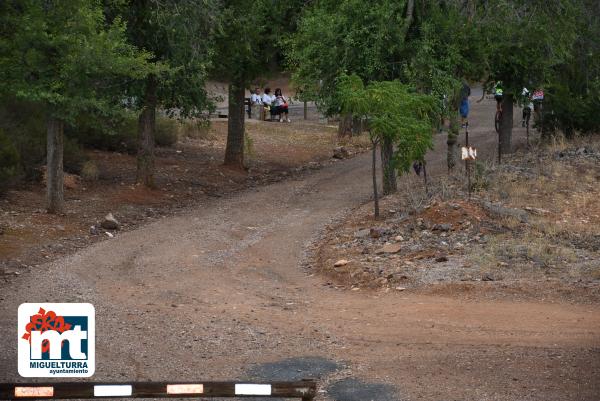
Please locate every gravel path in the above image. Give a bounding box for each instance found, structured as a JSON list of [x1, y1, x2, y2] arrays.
[[1, 92, 599, 401]]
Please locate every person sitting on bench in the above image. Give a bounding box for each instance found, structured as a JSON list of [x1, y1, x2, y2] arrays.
[[261, 87, 274, 119], [251, 88, 262, 105], [272, 88, 290, 122]]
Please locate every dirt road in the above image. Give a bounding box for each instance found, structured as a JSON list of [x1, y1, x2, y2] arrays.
[[1, 93, 599, 401]]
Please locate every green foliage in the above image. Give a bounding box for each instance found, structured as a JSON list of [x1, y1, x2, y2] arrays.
[[154, 117, 179, 147], [338, 74, 437, 172], [403, 2, 483, 112], [542, 0, 600, 135], [477, 0, 580, 95], [63, 137, 88, 174], [0, 99, 46, 179], [81, 161, 99, 182], [0, 129, 21, 194], [70, 112, 178, 152], [288, 0, 409, 114], [0, 0, 153, 122], [0, 99, 86, 179], [472, 161, 491, 191], [211, 0, 273, 85], [110, 0, 217, 117]]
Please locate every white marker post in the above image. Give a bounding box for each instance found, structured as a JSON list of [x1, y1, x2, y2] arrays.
[[461, 146, 477, 199]]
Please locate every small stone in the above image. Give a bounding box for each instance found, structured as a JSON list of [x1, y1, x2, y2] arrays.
[[354, 229, 371, 239], [101, 213, 120, 230], [395, 286, 406, 291], [105, 231, 114, 238], [89, 225, 99, 235], [435, 255, 448, 262], [375, 243, 402, 254], [334, 259, 349, 267], [369, 227, 385, 238], [432, 223, 452, 232], [482, 274, 495, 281], [333, 146, 349, 159], [394, 235, 404, 242]]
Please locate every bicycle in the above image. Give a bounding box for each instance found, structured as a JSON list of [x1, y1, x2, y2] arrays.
[[494, 107, 502, 133]]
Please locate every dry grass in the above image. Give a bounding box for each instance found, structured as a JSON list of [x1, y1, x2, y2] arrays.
[[470, 135, 600, 281]]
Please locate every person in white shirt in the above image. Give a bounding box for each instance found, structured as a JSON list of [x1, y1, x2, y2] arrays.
[[261, 87, 274, 107], [250, 88, 262, 105], [272, 88, 290, 122]]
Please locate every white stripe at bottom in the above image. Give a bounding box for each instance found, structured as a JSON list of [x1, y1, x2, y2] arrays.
[[234, 384, 272, 395], [93, 385, 133, 397]]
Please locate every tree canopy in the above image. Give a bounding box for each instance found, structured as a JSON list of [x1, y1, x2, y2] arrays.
[[0, 0, 152, 121], [338, 74, 437, 216], [0, 0, 153, 212]]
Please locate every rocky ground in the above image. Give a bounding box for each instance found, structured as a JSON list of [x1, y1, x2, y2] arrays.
[[315, 137, 600, 303]]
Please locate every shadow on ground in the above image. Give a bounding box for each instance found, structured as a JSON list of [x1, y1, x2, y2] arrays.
[[247, 356, 341, 381], [326, 378, 401, 401], [246, 357, 401, 401]]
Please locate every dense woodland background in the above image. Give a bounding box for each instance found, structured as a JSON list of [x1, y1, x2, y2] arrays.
[[0, 0, 599, 213]]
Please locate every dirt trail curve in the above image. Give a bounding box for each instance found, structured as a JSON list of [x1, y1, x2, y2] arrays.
[[1, 92, 599, 401]]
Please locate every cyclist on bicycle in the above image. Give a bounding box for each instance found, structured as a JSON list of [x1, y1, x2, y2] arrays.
[[494, 81, 503, 112]]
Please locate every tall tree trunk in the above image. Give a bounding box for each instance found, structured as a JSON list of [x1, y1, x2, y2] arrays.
[[372, 140, 379, 219], [224, 81, 246, 169], [499, 93, 513, 155], [422, 161, 428, 195], [137, 75, 157, 188], [46, 117, 64, 214], [447, 112, 459, 172], [400, 0, 415, 39], [338, 113, 352, 138], [351, 115, 362, 136], [381, 136, 397, 195]]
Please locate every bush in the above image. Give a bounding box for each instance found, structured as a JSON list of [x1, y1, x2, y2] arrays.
[[81, 160, 99, 181], [67, 113, 137, 154], [179, 119, 212, 140], [0, 99, 46, 180], [63, 136, 88, 175], [68, 112, 179, 151], [0, 129, 21, 194], [155, 116, 179, 147]]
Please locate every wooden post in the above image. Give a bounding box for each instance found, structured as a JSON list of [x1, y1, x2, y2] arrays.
[[465, 124, 471, 200], [303, 100, 308, 120]]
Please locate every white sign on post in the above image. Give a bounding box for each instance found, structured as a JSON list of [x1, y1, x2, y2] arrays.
[[461, 147, 477, 161]]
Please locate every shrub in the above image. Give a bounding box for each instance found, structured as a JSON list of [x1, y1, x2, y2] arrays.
[[179, 119, 212, 140], [69, 112, 178, 151], [67, 113, 137, 154], [155, 116, 179, 147], [81, 160, 99, 181], [63, 137, 88, 175], [0, 99, 46, 180]]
